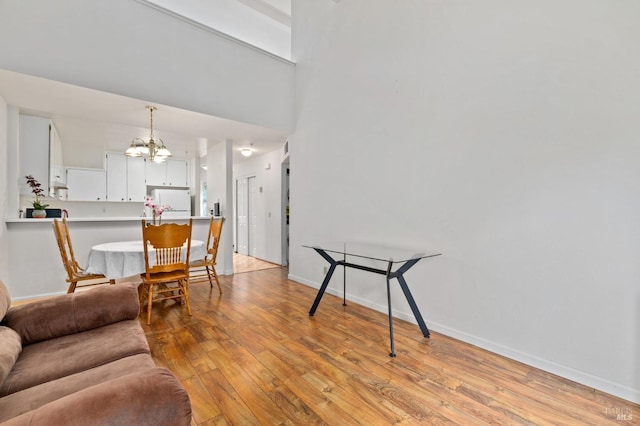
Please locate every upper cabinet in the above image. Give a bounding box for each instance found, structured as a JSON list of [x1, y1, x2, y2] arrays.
[[106, 153, 145, 202], [19, 114, 65, 197], [49, 122, 65, 193], [19, 115, 50, 195], [145, 158, 188, 187], [66, 168, 106, 201], [127, 156, 146, 200], [166, 159, 188, 187]]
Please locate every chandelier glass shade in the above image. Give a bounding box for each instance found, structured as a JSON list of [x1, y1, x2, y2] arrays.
[[125, 105, 172, 163]]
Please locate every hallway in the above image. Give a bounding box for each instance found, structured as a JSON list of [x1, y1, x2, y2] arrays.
[[233, 253, 280, 274]]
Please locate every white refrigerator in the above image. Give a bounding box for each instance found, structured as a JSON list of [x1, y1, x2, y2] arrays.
[[151, 189, 191, 219]]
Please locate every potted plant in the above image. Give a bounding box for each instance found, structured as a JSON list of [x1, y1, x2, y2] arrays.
[[25, 175, 49, 218]]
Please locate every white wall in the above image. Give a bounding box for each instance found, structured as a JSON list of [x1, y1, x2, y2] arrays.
[[147, 0, 291, 60], [207, 140, 233, 275], [233, 149, 284, 264], [0, 0, 294, 133], [0, 97, 8, 283], [289, 0, 640, 403]]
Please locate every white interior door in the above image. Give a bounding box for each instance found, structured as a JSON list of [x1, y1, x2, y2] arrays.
[[236, 178, 249, 255], [248, 176, 258, 257]]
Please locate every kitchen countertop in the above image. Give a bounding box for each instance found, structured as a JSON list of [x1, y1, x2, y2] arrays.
[[5, 216, 215, 223]]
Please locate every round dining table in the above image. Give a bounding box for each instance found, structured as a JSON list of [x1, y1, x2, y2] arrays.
[[85, 239, 206, 280]]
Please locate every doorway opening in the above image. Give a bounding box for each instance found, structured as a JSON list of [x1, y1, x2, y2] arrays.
[[281, 159, 290, 267], [233, 253, 280, 274]]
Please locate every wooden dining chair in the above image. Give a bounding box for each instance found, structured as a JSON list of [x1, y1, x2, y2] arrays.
[[140, 219, 193, 325], [52, 218, 114, 293], [189, 217, 225, 294]]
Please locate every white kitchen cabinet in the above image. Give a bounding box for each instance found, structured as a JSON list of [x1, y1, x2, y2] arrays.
[[145, 158, 188, 187], [166, 159, 188, 187], [19, 115, 50, 195], [106, 153, 126, 201], [106, 153, 146, 202], [48, 122, 65, 194], [127, 156, 146, 201], [145, 160, 166, 186], [66, 168, 106, 201], [19, 114, 66, 197]]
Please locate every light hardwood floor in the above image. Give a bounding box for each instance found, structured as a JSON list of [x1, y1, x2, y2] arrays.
[[141, 267, 638, 425], [233, 252, 281, 274]]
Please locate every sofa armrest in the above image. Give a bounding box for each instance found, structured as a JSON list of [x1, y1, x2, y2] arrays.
[[0, 368, 192, 426], [3, 283, 140, 345]]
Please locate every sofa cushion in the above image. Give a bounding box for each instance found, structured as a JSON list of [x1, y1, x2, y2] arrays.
[[0, 326, 22, 385], [0, 353, 155, 423], [1, 368, 192, 426], [4, 283, 140, 345], [0, 319, 150, 397], [0, 280, 10, 320]]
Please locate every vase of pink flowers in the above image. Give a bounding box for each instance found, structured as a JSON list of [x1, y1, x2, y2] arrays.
[[144, 196, 171, 225]]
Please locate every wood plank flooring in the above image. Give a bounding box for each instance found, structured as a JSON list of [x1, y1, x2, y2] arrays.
[[233, 253, 281, 274], [141, 268, 637, 425]]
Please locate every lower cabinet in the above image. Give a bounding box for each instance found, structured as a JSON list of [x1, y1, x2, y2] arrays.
[[66, 168, 106, 201]]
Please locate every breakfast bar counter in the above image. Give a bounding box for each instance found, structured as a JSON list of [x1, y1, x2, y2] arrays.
[[4, 216, 213, 300], [5, 216, 212, 223]]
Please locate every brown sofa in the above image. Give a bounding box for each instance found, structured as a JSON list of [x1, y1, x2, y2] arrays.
[[0, 280, 191, 425]]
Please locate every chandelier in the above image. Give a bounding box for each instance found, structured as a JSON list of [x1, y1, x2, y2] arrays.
[[125, 105, 172, 163]]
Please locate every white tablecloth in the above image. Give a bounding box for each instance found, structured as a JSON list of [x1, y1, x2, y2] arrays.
[[85, 240, 206, 280]]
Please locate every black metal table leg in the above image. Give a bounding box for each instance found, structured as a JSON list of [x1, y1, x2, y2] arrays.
[[342, 250, 347, 306], [390, 258, 431, 338], [385, 261, 396, 357], [309, 248, 337, 316], [396, 273, 430, 337]]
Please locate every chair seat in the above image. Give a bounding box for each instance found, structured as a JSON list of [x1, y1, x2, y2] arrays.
[[189, 258, 215, 267], [141, 271, 188, 285], [72, 271, 106, 280]]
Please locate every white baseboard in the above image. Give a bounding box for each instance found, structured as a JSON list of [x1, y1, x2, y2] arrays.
[[287, 274, 639, 404], [426, 321, 640, 404]]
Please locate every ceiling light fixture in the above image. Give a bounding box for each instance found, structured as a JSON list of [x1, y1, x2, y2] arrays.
[[240, 143, 253, 157], [125, 105, 172, 163]]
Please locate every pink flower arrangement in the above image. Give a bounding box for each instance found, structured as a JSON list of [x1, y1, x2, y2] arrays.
[[145, 197, 171, 223]]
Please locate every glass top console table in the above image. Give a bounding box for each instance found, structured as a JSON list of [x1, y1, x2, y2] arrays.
[[303, 242, 441, 357]]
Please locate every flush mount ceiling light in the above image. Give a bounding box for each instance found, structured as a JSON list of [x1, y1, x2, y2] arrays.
[[125, 105, 172, 163], [240, 143, 253, 157]]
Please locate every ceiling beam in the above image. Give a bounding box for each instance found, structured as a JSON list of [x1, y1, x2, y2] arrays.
[[236, 0, 291, 27]]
